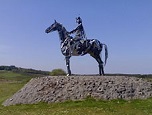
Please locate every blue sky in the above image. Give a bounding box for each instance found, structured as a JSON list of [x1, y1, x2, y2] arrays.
[[0, 0, 152, 74]]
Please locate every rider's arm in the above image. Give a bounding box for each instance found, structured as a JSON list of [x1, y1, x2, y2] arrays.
[[69, 24, 81, 34], [69, 27, 78, 34]]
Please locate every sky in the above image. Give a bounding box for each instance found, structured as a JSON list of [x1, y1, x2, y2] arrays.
[[0, 0, 152, 74]]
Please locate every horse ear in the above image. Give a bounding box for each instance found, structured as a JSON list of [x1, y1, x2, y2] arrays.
[[54, 20, 57, 23]]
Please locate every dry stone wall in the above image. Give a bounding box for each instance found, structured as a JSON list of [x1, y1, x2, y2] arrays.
[[3, 76, 152, 106]]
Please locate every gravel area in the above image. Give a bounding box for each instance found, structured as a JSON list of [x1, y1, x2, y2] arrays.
[[2, 76, 152, 106]]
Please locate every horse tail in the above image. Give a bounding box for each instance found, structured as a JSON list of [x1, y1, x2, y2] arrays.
[[101, 43, 108, 66]]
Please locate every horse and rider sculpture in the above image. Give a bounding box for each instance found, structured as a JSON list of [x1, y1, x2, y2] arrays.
[[45, 17, 108, 76]]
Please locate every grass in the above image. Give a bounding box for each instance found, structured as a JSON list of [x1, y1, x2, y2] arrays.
[[0, 70, 43, 83], [1, 96, 152, 115], [0, 71, 152, 115]]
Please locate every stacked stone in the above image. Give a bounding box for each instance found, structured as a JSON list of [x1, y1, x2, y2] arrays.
[[3, 76, 152, 106]]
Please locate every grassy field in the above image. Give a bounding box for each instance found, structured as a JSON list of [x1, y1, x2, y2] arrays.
[[0, 71, 152, 115]]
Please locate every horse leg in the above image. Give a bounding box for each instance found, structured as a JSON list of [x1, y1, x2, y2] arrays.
[[97, 57, 104, 75], [65, 56, 71, 76], [92, 55, 104, 75], [100, 63, 104, 76]]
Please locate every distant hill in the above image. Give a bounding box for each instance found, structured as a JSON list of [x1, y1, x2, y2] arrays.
[[0, 65, 151, 78], [0, 65, 49, 76]]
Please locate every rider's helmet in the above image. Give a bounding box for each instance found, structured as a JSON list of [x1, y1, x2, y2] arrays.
[[76, 17, 82, 24]]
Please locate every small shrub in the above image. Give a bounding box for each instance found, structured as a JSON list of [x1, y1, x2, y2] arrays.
[[50, 69, 66, 76]]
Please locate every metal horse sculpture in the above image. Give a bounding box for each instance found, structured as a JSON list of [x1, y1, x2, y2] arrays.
[[45, 20, 108, 76]]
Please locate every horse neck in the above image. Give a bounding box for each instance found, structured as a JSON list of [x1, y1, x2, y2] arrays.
[[57, 26, 67, 43]]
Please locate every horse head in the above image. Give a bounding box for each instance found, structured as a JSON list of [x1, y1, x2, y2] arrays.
[[45, 20, 69, 42], [45, 20, 61, 33]]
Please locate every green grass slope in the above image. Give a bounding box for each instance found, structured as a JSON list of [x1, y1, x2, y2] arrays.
[[0, 70, 152, 115]]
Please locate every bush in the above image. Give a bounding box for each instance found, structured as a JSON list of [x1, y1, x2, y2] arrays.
[[50, 69, 66, 76]]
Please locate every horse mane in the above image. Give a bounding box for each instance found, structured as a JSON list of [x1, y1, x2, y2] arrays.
[[57, 23, 69, 42], [60, 23, 70, 38], [59, 23, 67, 33]]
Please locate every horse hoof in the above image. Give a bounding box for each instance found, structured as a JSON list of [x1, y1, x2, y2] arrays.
[[67, 74, 71, 76]]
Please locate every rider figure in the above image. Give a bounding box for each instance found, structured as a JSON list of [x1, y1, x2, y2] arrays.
[[69, 17, 86, 41], [68, 17, 88, 55]]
